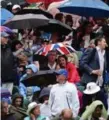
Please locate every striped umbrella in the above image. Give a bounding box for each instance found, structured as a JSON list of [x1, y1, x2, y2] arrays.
[[0, 26, 14, 34], [35, 43, 75, 56]]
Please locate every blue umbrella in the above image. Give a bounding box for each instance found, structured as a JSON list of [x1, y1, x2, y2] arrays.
[[1, 8, 14, 25], [58, 0, 109, 18]]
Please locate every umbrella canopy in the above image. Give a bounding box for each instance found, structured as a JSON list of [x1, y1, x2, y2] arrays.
[[4, 14, 49, 29], [21, 70, 57, 87], [35, 43, 76, 56], [26, 0, 63, 8], [1, 8, 14, 25], [58, 0, 109, 18], [38, 19, 72, 35], [0, 88, 11, 98], [16, 8, 53, 18], [0, 26, 14, 34]]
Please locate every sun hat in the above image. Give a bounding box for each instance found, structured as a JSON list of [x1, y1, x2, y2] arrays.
[[54, 69, 68, 78], [27, 102, 38, 115], [12, 4, 21, 10], [83, 82, 100, 95]]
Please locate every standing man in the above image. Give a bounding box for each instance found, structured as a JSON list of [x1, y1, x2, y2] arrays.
[[80, 36, 108, 109], [1, 32, 18, 93], [49, 69, 80, 119]]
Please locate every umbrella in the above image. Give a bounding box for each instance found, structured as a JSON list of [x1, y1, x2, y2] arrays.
[[21, 70, 57, 87], [16, 8, 53, 18], [58, 0, 109, 18], [4, 14, 49, 29], [0, 88, 11, 98], [38, 19, 72, 35], [35, 43, 76, 56], [0, 26, 14, 34], [1, 8, 14, 25], [26, 0, 63, 8]]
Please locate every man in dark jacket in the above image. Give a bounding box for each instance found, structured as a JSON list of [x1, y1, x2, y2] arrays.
[[80, 36, 108, 109], [80, 36, 107, 86], [1, 32, 18, 93]]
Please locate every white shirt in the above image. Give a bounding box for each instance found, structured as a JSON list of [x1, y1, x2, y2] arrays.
[[40, 103, 51, 117], [49, 81, 80, 118], [83, 35, 90, 48], [96, 46, 105, 86], [48, 62, 56, 70]]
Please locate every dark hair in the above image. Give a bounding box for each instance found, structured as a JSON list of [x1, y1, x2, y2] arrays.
[[65, 15, 73, 26], [96, 104, 103, 110], [58, 55, 68, 63], [95, 35, 105, 46], [55, 13, 64, 22], [11, 40, 23, 52]]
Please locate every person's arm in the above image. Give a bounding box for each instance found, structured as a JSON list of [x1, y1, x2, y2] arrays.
[[13, 48, 24, 57], [71, 84, 80, 118], [67, 63, 80, 83], [79, 48, 94, 74]]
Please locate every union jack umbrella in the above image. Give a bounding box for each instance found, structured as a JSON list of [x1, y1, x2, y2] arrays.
[[35, 43, 75, 56]]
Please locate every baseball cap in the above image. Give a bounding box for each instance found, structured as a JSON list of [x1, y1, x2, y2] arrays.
[[54, 69, 68, 78], [1, 32, 9, 37]]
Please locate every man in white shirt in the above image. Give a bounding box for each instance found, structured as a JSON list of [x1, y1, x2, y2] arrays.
[[47, 50, 57, 70], [49, 69, 80, 119]]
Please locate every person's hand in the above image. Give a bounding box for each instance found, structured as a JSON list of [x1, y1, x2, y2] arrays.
[[91, 70, 102, 76], [44, 100, 48, 104]]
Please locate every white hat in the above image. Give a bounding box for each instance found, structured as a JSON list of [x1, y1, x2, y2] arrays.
[[83, 82, 100, 95], [27, 102, 38, 115], [12, 4, 21, 10]]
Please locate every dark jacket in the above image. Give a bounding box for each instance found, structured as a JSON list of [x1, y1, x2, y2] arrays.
[[1, 45, 18, 84], [1, 113, 16, 120], [80, 48, 107, 85]]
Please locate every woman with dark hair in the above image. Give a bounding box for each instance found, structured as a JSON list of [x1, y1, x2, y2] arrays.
[[57, 55, 80, 83], [11, 40, 24, 57], [9, 93, 27, 120]]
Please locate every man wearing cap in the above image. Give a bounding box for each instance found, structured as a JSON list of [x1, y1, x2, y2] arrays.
[[49, 69, 80, 119], [1, 32, 18, 94]]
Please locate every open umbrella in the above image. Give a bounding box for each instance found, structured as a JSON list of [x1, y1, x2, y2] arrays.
[[16, 8, 53, 18], [38, 19, 72, 35], [58, 0, 109, 18], [0, 26, 14, 34], [1, 8, 14, 25], [26, 0, 63, 8], [21, 70, 57, 87], [4, 14, 49, 29], [35, 43, 76, 56]]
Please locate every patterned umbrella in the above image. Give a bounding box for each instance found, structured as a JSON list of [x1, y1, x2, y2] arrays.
[[35, 43, 75, 56], [0, 26, 14, 34]]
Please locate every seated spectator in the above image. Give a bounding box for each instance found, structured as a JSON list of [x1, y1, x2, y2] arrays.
[[81, 82, 107, 114], [19, 64, 40, 101], [11, 40, 24, 57], [24, 102, 49, 120], [57, 55, 80, 83], [1, 100, 16, 120], [39, 87, 51, 117], [81, 100, 108, 120], [9, 93, 27, 120]]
